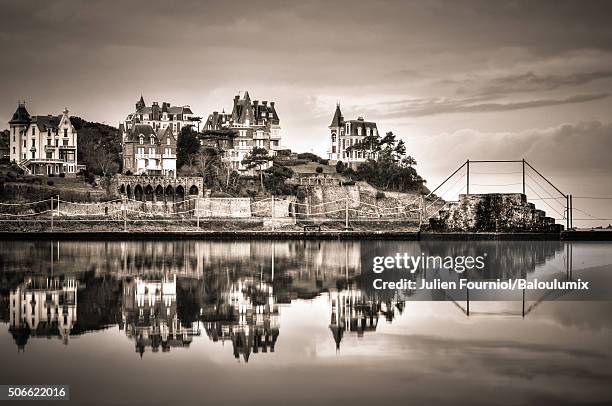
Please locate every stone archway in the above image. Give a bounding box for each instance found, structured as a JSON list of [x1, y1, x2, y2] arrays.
[[134, 184, 143, 201], [144, 185, 154, 202], [165, 185, 175, 201], [189, 185, 199, 196], [119, 184, 126, 195], [126, 184, 132, 199], [155, 185, 164, 202]]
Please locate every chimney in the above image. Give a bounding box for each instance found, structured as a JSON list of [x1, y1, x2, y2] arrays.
[[270, 101, 275, 108], [262, 101, 267, 107], [357, 116, 364, 121], [152, 102, 160, 120]]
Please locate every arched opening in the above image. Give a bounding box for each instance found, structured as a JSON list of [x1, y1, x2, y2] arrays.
[[155, 185, 164, 202], [126, 184, 132, 199], [144, 185, 154, 202], [134, 184, 143, 201], [189, 185, 199, 196], [119, 184, 126, 194], [176, 185, 185, 199], [165, 185, 175, 201]]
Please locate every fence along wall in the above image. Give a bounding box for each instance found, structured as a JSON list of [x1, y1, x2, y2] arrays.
[[50, 197, 295, 219]]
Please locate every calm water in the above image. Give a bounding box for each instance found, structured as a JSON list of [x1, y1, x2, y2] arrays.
[[0, 240, 611, 406]]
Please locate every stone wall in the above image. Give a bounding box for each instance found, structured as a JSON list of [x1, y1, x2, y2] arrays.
[[195, 198, 251, 218], [251, 197, 296, 218], [427, 193, 563, 232]]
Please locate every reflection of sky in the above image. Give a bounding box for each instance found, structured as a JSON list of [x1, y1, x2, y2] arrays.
[[1, 298, 611, 405]]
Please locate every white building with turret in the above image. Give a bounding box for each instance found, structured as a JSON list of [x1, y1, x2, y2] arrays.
[[8, 101, 79, 176]]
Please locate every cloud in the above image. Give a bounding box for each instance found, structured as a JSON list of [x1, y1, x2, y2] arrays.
[[449, 71, 612, 96], [377, 93, 609, 118]]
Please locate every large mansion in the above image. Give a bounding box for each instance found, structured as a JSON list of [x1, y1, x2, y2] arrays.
[[8, 102, 79, 176], [204, 91, 282, 172], [119, 96, 191, 177], [121, 124, 176, 177], [327, 104, 379, 168], [123, 96, 200, 136]]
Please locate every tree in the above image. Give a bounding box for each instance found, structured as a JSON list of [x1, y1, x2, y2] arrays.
[[92, 145, 120, 177], [315, 166, 323, 174], [176, 126, 200, 170], [242, 147, 270, 189], [336, 161, 345, 173], [72, 118, 121, 176]]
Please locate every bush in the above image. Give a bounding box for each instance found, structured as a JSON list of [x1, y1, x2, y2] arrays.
[[336, 161, 345, 173], [343, 180, 355, 186], [275, 159, 309, 166], [375, 191, 386, 199], [297, 152, 321, 162], [318, 158, 329, 165], [48, 173, 55, 177], [47, 180, 54, 186], [59, 172, 66, 178], [315, 166, 323, 174]]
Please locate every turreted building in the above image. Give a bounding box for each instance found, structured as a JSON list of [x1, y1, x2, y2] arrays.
[[327, 103, 379, 168], [204, 91, 282, 172], [8, 101, 79, 176]]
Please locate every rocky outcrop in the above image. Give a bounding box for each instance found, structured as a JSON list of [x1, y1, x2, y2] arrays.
[[427, 193, 563, 232]]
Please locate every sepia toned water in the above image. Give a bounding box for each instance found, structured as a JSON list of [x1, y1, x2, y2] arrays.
[[0, 240, 611, 406]]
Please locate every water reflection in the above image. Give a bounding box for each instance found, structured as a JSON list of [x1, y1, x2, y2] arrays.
[[1, 239, 598, 357], [1, 240, 611, 405]]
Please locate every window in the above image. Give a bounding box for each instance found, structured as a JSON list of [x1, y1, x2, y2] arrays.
[[55, 139, 59, 147], [331, 133, 336, 142], [139, 136, 144, 145], [366, 127, 371, 137], [63, 139, 68, 146], [166, 138, 171, 145], [23, 139, 26, 147], [150, 137, 155, 145], [332, 146, 336, 153], [64, 129, 68, 137], [32, 127, 35, 135], [47, 129, 51, 136], [149, 147, 155, 155], [31, 139, 35, 147], [357, 127, 362, 136], [31, 151, 35, 159]]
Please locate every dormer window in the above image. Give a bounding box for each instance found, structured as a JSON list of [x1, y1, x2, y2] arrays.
[[64, 129, 68, 137], [357, 127, 362, 136], [166, 138, 171, 145], [139, 136, 144, 145], [150, 137, 155, 145]]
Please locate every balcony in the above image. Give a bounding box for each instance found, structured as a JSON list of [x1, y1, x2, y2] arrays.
[[59, 145, 76, 150]]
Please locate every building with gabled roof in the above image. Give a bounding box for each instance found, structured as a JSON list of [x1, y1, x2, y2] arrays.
[[204, 91, 282, 173], [121, 123, 176, 177], [122, 95, 200, 137], [8, 101, 79, 175], [328, 103, 379, 168]]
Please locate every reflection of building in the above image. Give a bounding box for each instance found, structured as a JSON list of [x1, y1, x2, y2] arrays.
[[9, 276, 78, 350], [329, 287, 404, 350], [9, 102, 79, 175], [203, 278, 279, 362], [121, 275, 200, 357]]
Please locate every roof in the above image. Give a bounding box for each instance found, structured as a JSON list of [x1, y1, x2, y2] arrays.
[[31, 115, 61, 132], [123, 123, 175, 143], [9, 103, 31, 125], [330, 104, 343, 127], [135, 105, 193, 116]]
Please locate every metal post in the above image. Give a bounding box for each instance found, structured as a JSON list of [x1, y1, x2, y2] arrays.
[[569, 194, 573, 229], [271, 196, 275, 231], [50, 196, 54, 231], [466, 159, 470, 195], [56, 194, 60, 216], [565, 195, 570, 230], [123, 196, 127, 232], [522, 159, 525, 195], [345, 196, 349, 230]]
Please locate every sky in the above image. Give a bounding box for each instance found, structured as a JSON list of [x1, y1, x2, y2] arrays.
[[1, 0, 611, 226]]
